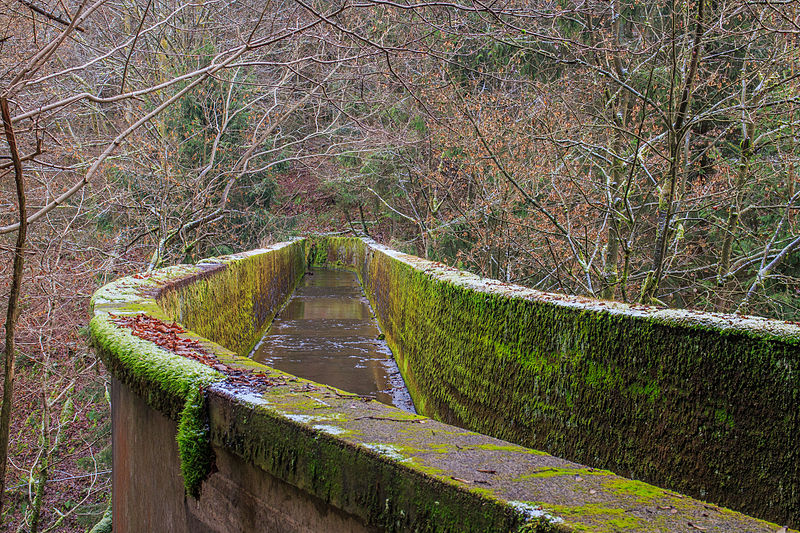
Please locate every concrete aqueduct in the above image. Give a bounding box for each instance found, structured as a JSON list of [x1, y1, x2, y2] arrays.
[[90, 236, 799, 532]]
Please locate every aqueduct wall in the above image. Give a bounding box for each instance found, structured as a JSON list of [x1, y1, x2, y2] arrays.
[[90, 237, 799, 531]]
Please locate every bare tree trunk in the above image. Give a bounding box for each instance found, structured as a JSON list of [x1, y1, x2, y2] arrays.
[[358, 204, 370, 237], [342, 206, 358, 235], [29, 394, 49, 533], [600, 0, 628, 300], [717, 120, 754, 287], [619, 240, 631, 303], [641, 0, 706, 303], [0, 95, 28, 519], [601, 135, 625, 300]]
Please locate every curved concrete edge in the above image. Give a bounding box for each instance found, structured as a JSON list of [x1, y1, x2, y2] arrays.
[[90, 238, 795, 532], [364, 240, 800, 343], [310, 236, 799, 527]]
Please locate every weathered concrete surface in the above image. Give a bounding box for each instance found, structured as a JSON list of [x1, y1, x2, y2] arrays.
[[113, 378, 374, 533], [309, 236, 800, 527], [112, 377, 188, 532], [207, 372, 793, 533], [93, 238, 799, 532], [110, 359, 794, 532]]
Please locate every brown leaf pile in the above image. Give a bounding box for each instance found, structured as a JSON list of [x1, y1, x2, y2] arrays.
[[110, 313, 282, 391], [110, 313, 211, 360]]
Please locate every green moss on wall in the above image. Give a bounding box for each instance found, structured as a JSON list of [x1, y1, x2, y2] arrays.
[[177, 386, 215, 498], [89, 313, 224, 418], [600, 477, 665, 503], [158, 241, 307, 356], [308, 236, 800, 528], [90, 241, 307, 497], [90, 313, 225, 494]]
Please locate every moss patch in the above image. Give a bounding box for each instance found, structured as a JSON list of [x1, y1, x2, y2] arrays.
[[600, 477, 666, 503], [176, 386, 215, 497], [535, 502, 643, 530], [308, 235, 800, 528]]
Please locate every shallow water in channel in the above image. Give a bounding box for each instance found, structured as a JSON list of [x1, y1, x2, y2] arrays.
[[249, 268, 415, 412]]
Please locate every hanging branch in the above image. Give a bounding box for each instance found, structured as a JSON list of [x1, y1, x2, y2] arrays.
[[737, 191, 800, 314], [120, 0, 153, 94], [17, 0, 86, 31]]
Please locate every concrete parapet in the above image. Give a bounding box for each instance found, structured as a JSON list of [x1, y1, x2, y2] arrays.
[[90, 237, 797, 532], [311, 236, 799, 528]]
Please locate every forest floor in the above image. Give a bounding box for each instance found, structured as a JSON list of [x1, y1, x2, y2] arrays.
[[3, 327, 111, 531]]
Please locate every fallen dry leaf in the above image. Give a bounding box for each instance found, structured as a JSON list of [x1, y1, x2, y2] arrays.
[[111, 313, 284, 392]]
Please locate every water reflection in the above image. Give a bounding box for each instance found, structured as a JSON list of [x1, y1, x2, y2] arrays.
[[250, 268, 415, 412]]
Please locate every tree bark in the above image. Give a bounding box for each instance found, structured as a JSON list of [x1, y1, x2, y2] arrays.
[[29, 394, 49, 533], [0, 96, 28, 520], [716, 120, 754, 288], [641, 0, 706, 303]]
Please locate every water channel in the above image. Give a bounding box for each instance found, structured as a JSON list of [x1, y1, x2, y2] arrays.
[[250, 268, 415, 412]]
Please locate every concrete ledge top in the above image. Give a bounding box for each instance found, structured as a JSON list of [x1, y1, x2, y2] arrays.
[[366, 239, 800, 344], [207, 365, 792, 533], [90, 238, 797, 532]]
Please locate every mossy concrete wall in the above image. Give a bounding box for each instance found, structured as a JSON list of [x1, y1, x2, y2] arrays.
[[111, 376, 374, 533], [309, 236, 800, 528], [90, 238, 796, 532], [157, 244, 307, 355]]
